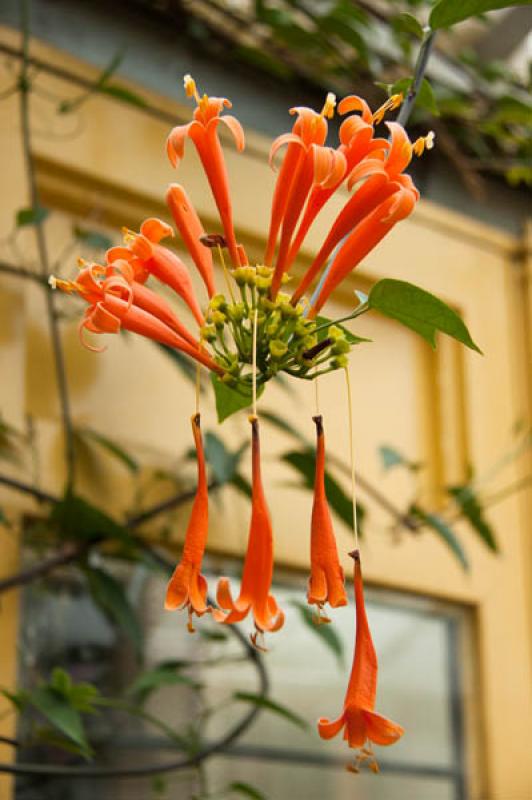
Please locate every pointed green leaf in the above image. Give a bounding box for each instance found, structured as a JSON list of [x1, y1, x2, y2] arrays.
[[77, 427, 139, 473], [29, 687, 90, 756], [202, 432, 248, 484], [50, 492, 132, 545], [231, 472, 253, 498], [72, 225, 113, 251], [430, 0, 530, 30], [379, 445, 421, 472], [85, 567, 143, 655], [393, 12, 425, 39], [127, 664, 200, 702], [234, 692, 308, 730], [315, 316, 371, 345], [99, 84, 147, 108], [448, 485, 498, 551], [16, 206, 49, 227], [291, 600, 344, 666], [228, 782, 267, 800], [409, 504, 469, 570], [211, 375, 264, 423], [368, 279, 482, 353]]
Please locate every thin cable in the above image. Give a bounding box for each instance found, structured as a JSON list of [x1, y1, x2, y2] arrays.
[[252, 307, 258, 418], [314, 368, 320, 417], [344, 366, 359, 550], [195, 361, 201, 415], [217, 244, 236, 304]]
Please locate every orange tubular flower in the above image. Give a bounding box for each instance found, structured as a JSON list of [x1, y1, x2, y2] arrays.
[[166, 75, 245, 268], [166, 183, 216, 298], [213, 417, 285, 640], [165, 413, 210, 630], [308, 416, 348, 615], [123, 218, 205, 327], [52, 265, 221, 373], [318, 551, 404, 768]]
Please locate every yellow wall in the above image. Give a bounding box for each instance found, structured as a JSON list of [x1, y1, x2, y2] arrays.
[[0, 27, 531, 800]]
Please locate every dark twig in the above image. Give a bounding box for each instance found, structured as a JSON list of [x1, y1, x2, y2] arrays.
[[125, 480, 218, 528], [0, 259, 48, 286], [18, 0, 76, 489], [396, 30, 437, 128], [0, 474, 56, 504], [0, 542, 89, 594]]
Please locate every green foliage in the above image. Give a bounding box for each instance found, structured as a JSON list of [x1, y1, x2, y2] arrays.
[[202, 431, 248, 485], [392, 12, 425, 39], [50, 491, 132, 545], [379, 444, 421, 472], [72, 225, 113, 251], [85, 566, 143, 655], [211, 374, 264, 423], [448, 485, 498, 551], [76, 427, 139, 473], [315, 316, 372, 345], [290, 600, 344, 666], [228, 782, 267, 800], [368, 279, 482, 353], [409, 504, 469, 570], [430, 0, 531, 30], [16, 206, 49, 227], [26, 669, 101, 759], [282, 448, 365, 533], [234, 691, 308, 730], [58, 50, 146, 113], [127, 663, 201, 702], [390, 77, 439, 115]]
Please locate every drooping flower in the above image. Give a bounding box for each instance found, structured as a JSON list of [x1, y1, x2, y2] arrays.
[[213, 417, 284, 641], [318, 550, 404, 770], [165, 413, 210, 630], [166, 75, 245, 268], [307, 415, 348, 616], [50, 264, 221, 373], [121, 217, 206, 326]]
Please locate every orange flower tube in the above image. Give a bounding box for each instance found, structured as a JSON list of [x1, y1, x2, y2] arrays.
[[318, 551, 403, 767], [213, 417, 284, 638], [165, 413, 210, 629], [166, 184, 216, 298], [307, 415, 348, 613]]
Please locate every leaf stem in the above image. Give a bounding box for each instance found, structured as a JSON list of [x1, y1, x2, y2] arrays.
[[396, 30, 437, 128]]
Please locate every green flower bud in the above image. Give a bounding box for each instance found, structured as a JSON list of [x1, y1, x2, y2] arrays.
[[256, 275, 272, 293], [211, 310, 226, 328], [269, 339, 288, 359], [221, 372, 236, 385], [332, 338, 350, 355], [303, 334, 317, 349], [259, 296, 276, 312], [200, 324, 217, 342], [329, 325, 343, 341], [242, 266, 257, 286], [281, 272, 292, 284], [227, 302, 245, 322], [331, 355, 348, 369], [209, 293, 227, 312], [257, 265, 273, 278]]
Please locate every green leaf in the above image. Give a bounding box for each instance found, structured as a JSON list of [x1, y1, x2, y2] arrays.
[[77, 427, 139, 473], [50, 668, 72, 695], [85, 566, 143, 655], [230, 472, 253, 498], [430, 0, 531, 30], [211, 375, 264, 423], [29, 686, 90, 757], [127, 664, 200, 702], [72, 225, 113, 251], [202, 432, 248, 484], [99, 83, 147, 108], [228, 782, 267, 800], [393, 12, 425, 39], [315, 316, 372, 345], [290, 600, 344, 666], [391, 77, 439, 115], [282, 449, 365, 533], [409, 504, 469, 570], [16, 206, 49, 227], [50, 492, 132, 545], [368, 279, 482, 353], [234, 692, 308, 730], [379, 445, 421, 472], [448, 485, 498, 551]]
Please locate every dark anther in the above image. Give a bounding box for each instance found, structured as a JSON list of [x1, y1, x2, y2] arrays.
[[200, 234, 227, 248], [302, 337, 333, 361]]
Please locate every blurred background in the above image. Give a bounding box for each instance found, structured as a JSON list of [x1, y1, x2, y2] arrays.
[[0, 1, 530, 799]]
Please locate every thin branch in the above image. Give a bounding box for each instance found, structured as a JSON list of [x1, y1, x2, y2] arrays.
[[125, 480, 218, 528], [18, 0, 76, 489], [0, 259, 47, 285], [396, 31, 437, 128], [0, 541, 89, 594]]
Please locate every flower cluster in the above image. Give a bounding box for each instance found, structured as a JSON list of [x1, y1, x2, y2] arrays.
[[52, 76, 435, 770]]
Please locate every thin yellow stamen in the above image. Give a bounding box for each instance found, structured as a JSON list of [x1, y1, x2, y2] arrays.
[[217, 244, 236, 304], [344, 366, 359, 550], [413, 130, 435, 157], [321, 92, 336, 120], [183, 74, 201, 104], [49, 276, 82, 294], [251, 307, 258, 419], [372, 93, 403, 125], [195, 359, 201, 416], [121, 226, 137, 246]]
